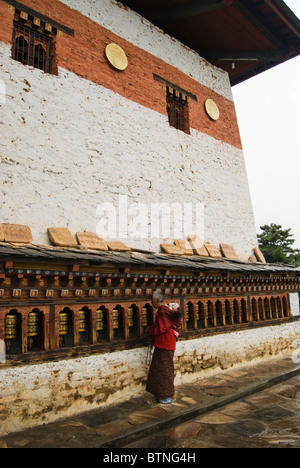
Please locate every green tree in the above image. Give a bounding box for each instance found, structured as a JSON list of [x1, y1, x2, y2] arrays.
[[257, 223, 300, 266]]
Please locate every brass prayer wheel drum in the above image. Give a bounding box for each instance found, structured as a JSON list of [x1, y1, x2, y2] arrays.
[[27, 312, 38, 337], [196, 303, 200, 320], [128, 307, 134, 327], [96, 309, 104, 331], [113, 308, 119, 329], [142, 307, 148, 327], [78, 310, 86, 333], [185, 304, 190, 322], [5, 314, 18, 340], [59, 312, 68, 336]]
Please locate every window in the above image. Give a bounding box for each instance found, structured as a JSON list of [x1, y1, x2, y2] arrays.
[[12, 15, 53, 73], [166, 87, 190, 133], [153, 75, 196, 135]]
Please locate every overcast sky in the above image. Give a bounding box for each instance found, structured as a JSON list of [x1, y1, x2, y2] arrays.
[[232, 0, 300, 249]]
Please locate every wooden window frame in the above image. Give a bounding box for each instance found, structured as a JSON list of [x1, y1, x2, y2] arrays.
[[12, 21, 54, 74], [166, 87, 190, 134]]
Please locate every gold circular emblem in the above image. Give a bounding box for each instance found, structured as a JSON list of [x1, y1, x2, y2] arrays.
[[105, 43, 128, 71], [205, 99, 220, 121]]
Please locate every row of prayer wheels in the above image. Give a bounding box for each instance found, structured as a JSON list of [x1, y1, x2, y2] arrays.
[[5, 312, 39, 351], [59, 307, 150, 336], [4, 307, 151, 345], [3, 304, 219, 342], [59, 309, 106, 337], [113, 307, 149, 329], [4, 312, 39, 341], [185, 303, 201, 322]]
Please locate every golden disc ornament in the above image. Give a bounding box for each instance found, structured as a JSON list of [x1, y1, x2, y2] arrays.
[[105, 43, 128, 71], [204, 99, 220, 121]]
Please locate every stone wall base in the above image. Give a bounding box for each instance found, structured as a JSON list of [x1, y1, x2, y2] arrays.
[[1, 321, 299, 436]]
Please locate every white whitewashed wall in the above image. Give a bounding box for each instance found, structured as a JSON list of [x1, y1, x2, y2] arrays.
[[0, 36, 257, 258]]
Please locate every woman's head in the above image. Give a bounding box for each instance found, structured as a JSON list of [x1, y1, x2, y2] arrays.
[[152, 289, 165, 309]]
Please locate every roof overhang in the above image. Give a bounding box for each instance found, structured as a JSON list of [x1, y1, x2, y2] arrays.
[[0, 243, 299, 275], [120, 0, 300, 85]]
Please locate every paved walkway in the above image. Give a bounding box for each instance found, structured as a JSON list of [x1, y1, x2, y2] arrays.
[[127, 374, 300, 448], [1, 354, 300, 448]]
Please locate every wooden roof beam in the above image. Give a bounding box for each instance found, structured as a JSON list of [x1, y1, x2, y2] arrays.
[[201, 49, 295, 62], [264, 0, 300, 39], [234, 0, 285, 48], [149, 0, 232, 23]]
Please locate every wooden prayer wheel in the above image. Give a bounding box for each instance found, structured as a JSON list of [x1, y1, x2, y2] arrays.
[[27, 312, 38, 337], [78, 310, 86, 333], [5, 314, 18, 341], [59, 312, 68, 336], [96, 309, 104, 331]]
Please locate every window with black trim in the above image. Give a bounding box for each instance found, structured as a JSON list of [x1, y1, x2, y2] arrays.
[[12, 10, 56, 74]]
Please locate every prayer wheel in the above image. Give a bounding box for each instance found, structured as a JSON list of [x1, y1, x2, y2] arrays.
[[96, 308, 104, 331], [59, 312, 68, 336], [185, 304, 190, 322], [5, 314, 18, 341], [128, 307, 134, 327], [78, 310, 86, 333], [196, 303, 200, 321], [28, 312, 39, 350], [113, 308, 119, 329], [27, 312, 38, 337], [142, 307, 148, 327]]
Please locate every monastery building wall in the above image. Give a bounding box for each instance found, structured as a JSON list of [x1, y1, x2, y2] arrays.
[[2, 0, 297, 436], [0, 0, 257, 259]]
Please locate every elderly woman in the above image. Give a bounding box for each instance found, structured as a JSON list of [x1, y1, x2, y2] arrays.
[[146, 290, 183, 404]]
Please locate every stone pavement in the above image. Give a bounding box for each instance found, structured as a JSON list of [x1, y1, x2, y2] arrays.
[[1, 354, 300, 449], [127, 374, 300, 448]]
